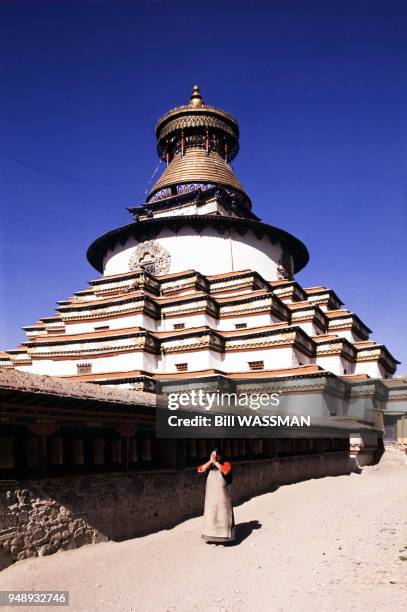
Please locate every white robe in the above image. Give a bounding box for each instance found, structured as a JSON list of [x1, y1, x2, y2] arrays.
[[202, 468, 235, 542]]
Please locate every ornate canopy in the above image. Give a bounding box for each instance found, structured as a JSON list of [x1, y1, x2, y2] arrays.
[[148, 86, 249, 205]]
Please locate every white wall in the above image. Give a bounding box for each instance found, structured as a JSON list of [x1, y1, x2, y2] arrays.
[[160, 349, 222, 373], [65, 314, 158, 335], [291, 320, 321, 337], [160, 346, 296, 374], [315, 354, 344, 376], [224, 347, 294, 372], [354, 360, 386, 378], [19, 351, 159, 377], [217, 313, 277, 330], [161, 312, 280, 332], [159, 313, 217, 331], [103, 226, 283, 280], [292, 348, 312, 366]]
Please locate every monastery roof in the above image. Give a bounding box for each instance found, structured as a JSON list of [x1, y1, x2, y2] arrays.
[[151, 269, 197, 280], [325, 310, 372, 334], [0, 369, 157, 407], [22, 321, 46, 330], [312, 334, 340, 343], [304, 286, 344, 305], [154, 322, 294, 340], [60, 290, 216, 310], [341, 373, 371, 380], [153, 364, 324, 380], [22, 322, 311, 348], [156, 291, 208, 303], [325, 309, 350, 317], [383, 377, 407, 394], [269, 280, 307, 299], [206, 269, 252, 280], [58, 290, 145, 310], [153, 326, 210, 339], [304, 286, 326, 292], [353, 342, 400, 364], [215, 290, 269, 302], [90, 268, 145, 284], [23, 326, 147, 344], [63, 369, 152, 382], [74, 287, 94, 295], [55, 288, 288, 314], [218, 323, 294, 337], [383, 376, 407, 387], [227, 364, 323, 378], [270, 279, 293, 287], [286, 301, 320, 310], [89, 268, 258, 286]]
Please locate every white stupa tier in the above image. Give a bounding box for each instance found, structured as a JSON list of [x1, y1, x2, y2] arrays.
[[0, 86, 399, 387]]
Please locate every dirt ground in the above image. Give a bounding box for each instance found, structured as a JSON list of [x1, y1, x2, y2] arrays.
[[0, 446, 406, 612]]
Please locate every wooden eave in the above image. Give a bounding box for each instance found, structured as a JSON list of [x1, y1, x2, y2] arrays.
[[355, 343, 400, 365], [314, 336, 357, 359], [270, 279, 307, 300], [304, 287, 344, 306], [23, 327, 153, 347], [0, 374, 157, 424], [63, 369, 153, 382]]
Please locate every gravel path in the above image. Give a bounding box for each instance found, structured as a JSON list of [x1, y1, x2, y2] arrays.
[[1, 447, 406, 612]]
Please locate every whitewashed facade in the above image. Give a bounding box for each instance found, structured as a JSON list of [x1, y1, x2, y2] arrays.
[[0, 86, 398, 388]]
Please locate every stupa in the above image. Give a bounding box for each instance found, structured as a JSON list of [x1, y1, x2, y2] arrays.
[[0, 87, 401, 564], [0, 86, 399, 387]]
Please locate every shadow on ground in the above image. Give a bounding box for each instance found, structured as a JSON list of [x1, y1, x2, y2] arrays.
[[228, 520, 262, 546]]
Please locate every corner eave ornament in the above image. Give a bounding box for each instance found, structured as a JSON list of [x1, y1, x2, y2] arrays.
[[129, 240, 171, 275]]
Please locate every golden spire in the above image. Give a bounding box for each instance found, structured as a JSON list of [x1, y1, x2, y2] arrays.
[[189, 84, 204, 108]]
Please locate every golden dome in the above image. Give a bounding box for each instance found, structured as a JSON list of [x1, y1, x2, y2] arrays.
[[148, 148, 246, 199]]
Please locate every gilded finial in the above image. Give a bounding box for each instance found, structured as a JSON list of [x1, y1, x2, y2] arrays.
[[189, 84, 204, 108]]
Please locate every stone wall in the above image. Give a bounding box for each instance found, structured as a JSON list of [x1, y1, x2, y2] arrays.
[[0, 452, 350, 567]]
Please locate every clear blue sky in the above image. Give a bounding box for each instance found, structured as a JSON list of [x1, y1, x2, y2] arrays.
[[1, 0, 406, 371]]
